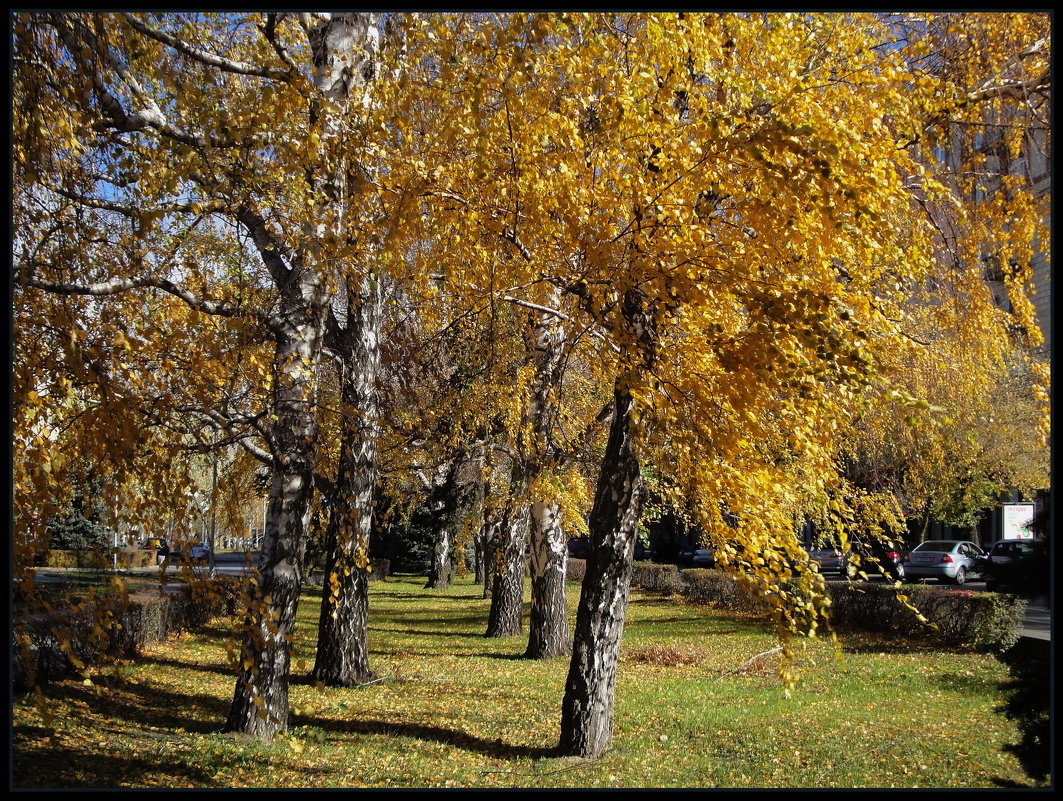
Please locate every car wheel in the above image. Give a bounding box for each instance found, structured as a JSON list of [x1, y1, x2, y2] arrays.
[[953, 567, 966, 585], [894, 564, 905, 581]]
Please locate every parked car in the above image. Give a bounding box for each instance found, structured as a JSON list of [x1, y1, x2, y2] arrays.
[[982, 539, 1047, 593], [568, 536, 589, 560], [804, 543, 845, 573], [842, 536, 906, 581], [986, 538, 1039, 566], [678, 547, 714, 568], [568, 536, 653, 561], [189, 542, 212, 563], [903, 540, 985, 585]]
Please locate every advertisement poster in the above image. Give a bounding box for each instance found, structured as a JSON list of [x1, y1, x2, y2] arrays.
[[1002, 503, 1036, 540]]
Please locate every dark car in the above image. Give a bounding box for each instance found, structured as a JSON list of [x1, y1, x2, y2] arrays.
[[568, 536, 589, 560], [843, 536, 907, 581], [986, 538, 1039, 566], [678, 547, 715, 568], [981, 539, 1047, 593], [568, 536, 653, 561]]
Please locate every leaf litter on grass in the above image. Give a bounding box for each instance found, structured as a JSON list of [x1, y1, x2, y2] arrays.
[[12, 578, 1036, 788]]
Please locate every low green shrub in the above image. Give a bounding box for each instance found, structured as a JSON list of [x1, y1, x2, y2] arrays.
[[39, 549, 158, 569], [117, 549, 158, 569], [566, 557, 586, 584], [12, 576, 241, 691], [40, 550, 110, 569], [569, 557, 1026, 653], [827, 583, 1026, 652], [629, 562, 683, 594], [678, 568, 763, 613]]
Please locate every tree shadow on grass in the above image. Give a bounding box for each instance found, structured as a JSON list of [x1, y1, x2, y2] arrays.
[[137, 655, 236, 677], [467, 650, 528, 661], [11, 748, 216, 789], [370, 626, 482, 638], [837, 636, 965, 656], [41, 677, 230, 734], [297, 714, 556, 760], [376, 591, 485, 604]]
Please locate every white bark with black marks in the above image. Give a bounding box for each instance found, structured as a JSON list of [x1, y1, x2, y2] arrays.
[[312, 275, 381, 687], [558, 287, 657, 758]]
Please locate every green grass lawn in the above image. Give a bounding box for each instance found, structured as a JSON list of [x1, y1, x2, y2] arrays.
[[11, 574, 1037, 789]]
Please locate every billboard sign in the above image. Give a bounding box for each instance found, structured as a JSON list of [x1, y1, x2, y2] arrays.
[[1002, 503, 1036, 540]]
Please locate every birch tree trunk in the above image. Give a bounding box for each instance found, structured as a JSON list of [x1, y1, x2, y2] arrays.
[[556, 382, 643, 757], [558, 287, 657, 757], [224, 270, 328, 737], [525, 500, 571, 658], [312, 276, 381, 686], [480, 504, 500, 599], [485, 503, 528, 637], [226, 12, 381, 737], [523, 290, 570, 658], [426, 463, 459, 589]]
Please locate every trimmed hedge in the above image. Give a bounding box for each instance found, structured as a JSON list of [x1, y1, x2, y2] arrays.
[[40, 549, 158, 569], [566, 558, 587, 585], [566, 561, 1026, 653], [630, 562, 684, 594], [13, 576, 241, 691], [828, 582, 1027, 652], [673, 567, 763, 613]]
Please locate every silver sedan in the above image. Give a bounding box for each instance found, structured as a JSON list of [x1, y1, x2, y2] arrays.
[[903, 540, 985, 585]]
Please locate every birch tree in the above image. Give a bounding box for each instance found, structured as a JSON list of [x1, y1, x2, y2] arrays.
[[13, 11, 393, 738]]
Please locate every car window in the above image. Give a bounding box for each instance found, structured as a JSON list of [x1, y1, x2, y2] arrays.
[[916, 542, 955, 552]]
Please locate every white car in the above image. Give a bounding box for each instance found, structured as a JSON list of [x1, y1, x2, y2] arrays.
[[903, 540, 985, 585]]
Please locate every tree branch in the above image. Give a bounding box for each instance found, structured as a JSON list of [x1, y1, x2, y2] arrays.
[[121, 12, 294, 81], [259, 13, 299, 72], [51, 13, 250, 148], [47, 182, 226, 219], [236, 204, 296, 284], [22, 270, 250, 321]]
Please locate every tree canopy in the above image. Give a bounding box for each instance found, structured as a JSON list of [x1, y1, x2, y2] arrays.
[[12, 11, 1050, 757]]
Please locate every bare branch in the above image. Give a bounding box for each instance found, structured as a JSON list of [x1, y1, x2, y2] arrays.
[[50, 13, 251, 149], [47, 182, 226, 218], [260, 13, 299, 71], [22, 270, 249, 320], [235, 204, 297, 283], [965, 71, 1050, 106], [500, 227, 533, 262], [122, 13, 294, 81]]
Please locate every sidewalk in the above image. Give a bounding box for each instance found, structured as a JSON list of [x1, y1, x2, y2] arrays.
[[1018, 597, 1051, 642]]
